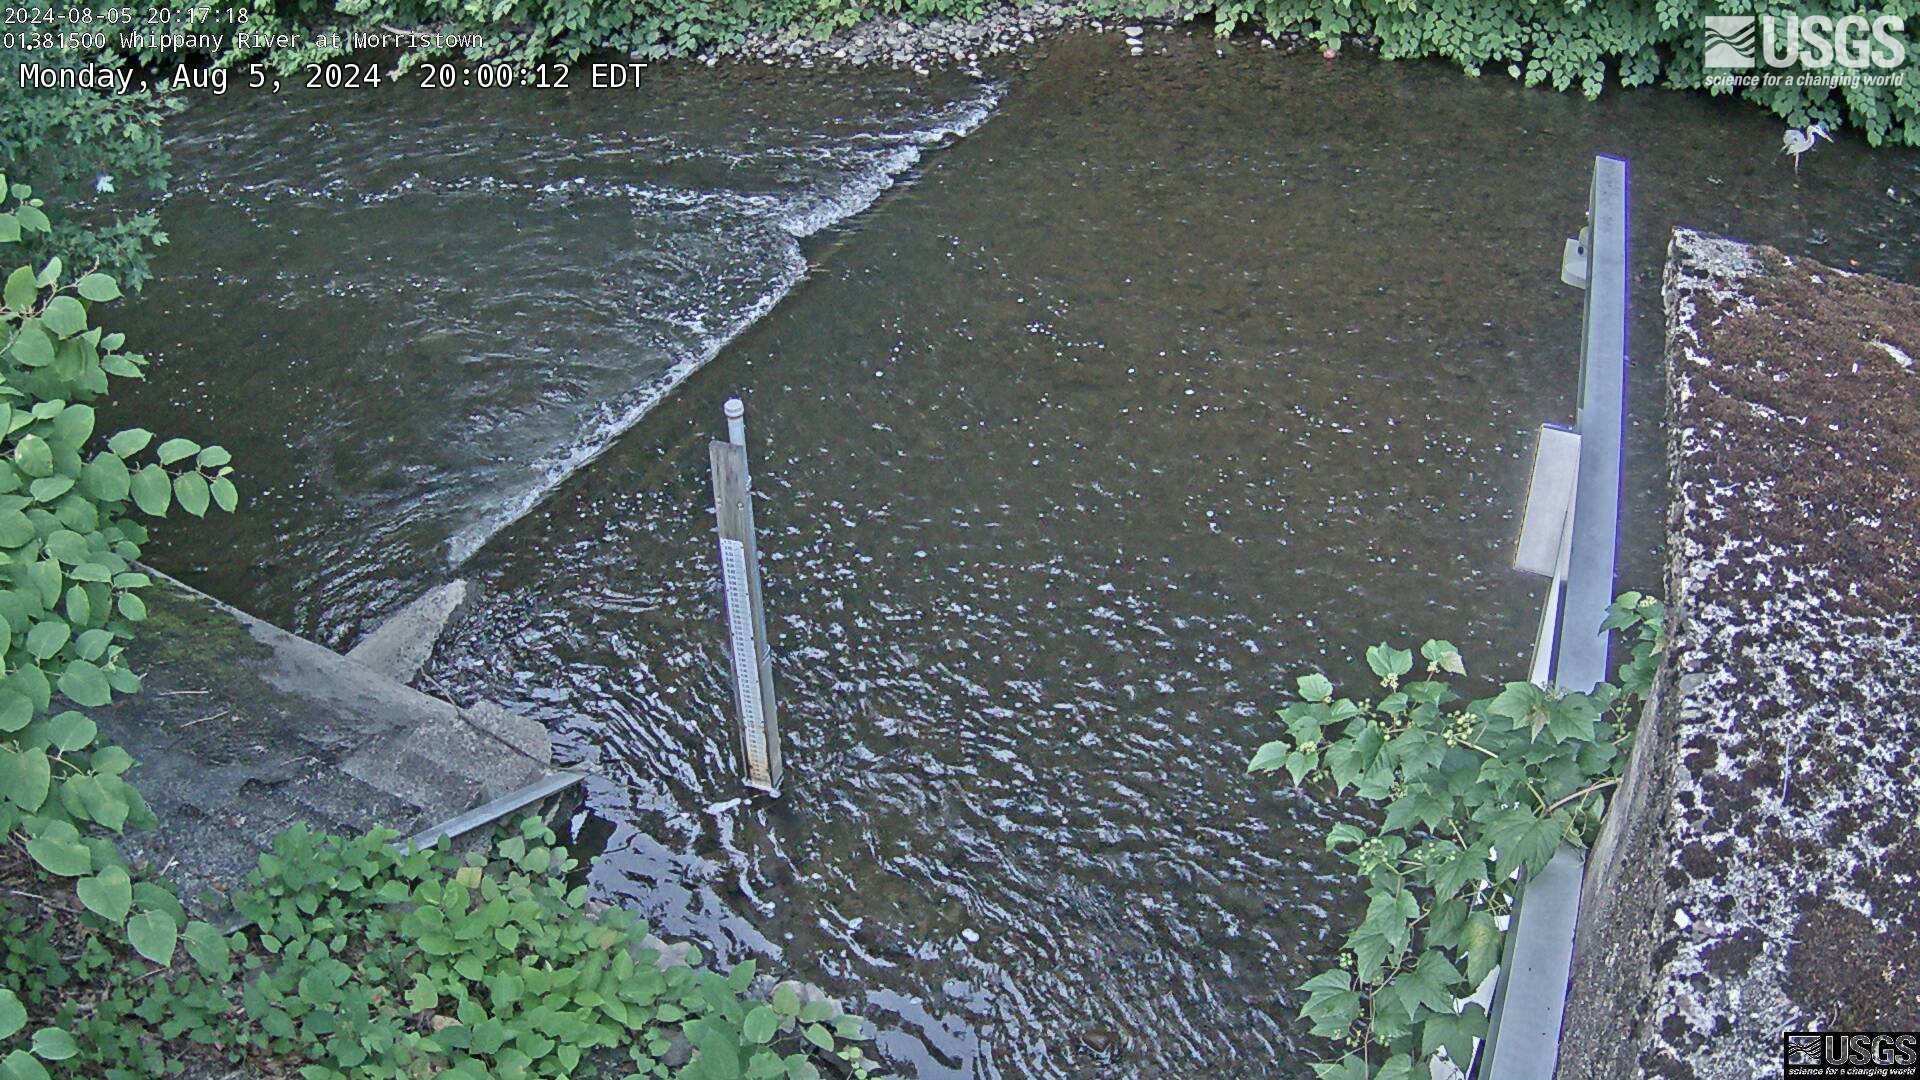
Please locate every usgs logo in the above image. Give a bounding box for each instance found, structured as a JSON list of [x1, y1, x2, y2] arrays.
[[1704, 13, 1907, 70], [1782, 1031, 1920, 1079]]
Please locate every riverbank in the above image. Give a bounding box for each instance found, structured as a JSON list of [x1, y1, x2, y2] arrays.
[[711, 2, 1334, 75]]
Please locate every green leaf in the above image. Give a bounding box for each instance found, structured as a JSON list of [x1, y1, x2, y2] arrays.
[[1325, 823, 1366, 850], [0, 509, 33, 547], [13, 434, 52, 477], [1366, 643, 1414, 680], [28, 476, 72, 502], [130, 464, 170, 516], [1310, 1054, 1370, 1080], [1297, 969, 1361, 1037], [107, 428, 152, 457], [3, 266, 35, 311], [1, 1049, 48, 1080], [1546, 693, 1600, 743], [77, 864, 133, 923], [743, 1005, 779, 1044], [1487, 807, 1562, 879], [1297, 673, 1333, 702], [0, 989, 23, 1039], [1462, 911, 1504, 986], [39, 296, 85, 338], [76, 273, 121, 302], [1488, 681, 1554, 740], [26, 828, 91, 877], [0, 746, 49, 809], [0, 692, 32, 733], [57, 659, 112, 707], [156, 437, 199, 465], [196, 445, 231, 468], [117, 591, 146, 621], [210, 475, 239, 512], [173, 471, 210, 517], [50, 404, 93, 447], [127, 909, 178, 965], [1386, 951, 1463, 1020], [25, 620, 69, 660], [1428, 841, 1489, 903], [1248, 740, 1290, 774], [1421, 638, 1466, 675], [29, 1027, 77, 1061], [771, 983, 800, 1017], [45, 711, 94, 751], [0, 215, 16, 243], [1423, 1001, 1489, 1070], [7, 324, 52, 368], [1373, 1054, 1416, 1080]]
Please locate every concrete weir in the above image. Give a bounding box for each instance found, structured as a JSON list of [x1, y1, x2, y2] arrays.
[[92, 574, 579, 917], [1556, 231, 1920, 1077]]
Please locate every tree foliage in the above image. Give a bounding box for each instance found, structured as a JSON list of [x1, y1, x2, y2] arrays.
[[0, 57, 175, 290]]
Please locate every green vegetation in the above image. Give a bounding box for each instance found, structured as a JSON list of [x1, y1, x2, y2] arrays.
[[17, 815, 879, 1080], [0, 80, 174, 291], [1170, 0, 1917, 145], [0, 184, 236, 1074], [1247, 592, 1665, 1080], [14, 0, 1917, 146]]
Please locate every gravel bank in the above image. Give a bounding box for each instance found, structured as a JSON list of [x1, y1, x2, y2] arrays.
[[708, 2, 1326, 76]]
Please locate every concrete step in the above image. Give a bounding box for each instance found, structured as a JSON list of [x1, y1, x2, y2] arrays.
[[278, 769, 435, 838]]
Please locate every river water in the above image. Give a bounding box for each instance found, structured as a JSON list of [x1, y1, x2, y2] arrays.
[[117, 27, 1920, 1080]]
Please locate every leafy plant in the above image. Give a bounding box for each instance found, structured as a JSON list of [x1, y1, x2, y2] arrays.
[[0, 181, 237, 1078], [1116, 0, 1919, 145], [1248, 592, 1664, 1080], [44, 816, 883, 1080], [0, 54, 176, 290]]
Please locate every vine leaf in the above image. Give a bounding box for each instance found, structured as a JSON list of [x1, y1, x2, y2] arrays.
[[1421, 1001, 1489, 1072], [1488, 681, 1553, 740], [1310, 1054, 1370, 1080], [1373, 1053, 1417, 1080], [1248, 740, 1289, 774], [1298, 970, 1361, 1037], [1462, 911, 1505, 987], [1486, 807, 1562, 880], [1384, 951, 1462, 1021]]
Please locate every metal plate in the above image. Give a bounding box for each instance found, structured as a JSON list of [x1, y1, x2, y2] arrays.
[[1515, 425, 1581, 577], [719, 537, 771, 786]]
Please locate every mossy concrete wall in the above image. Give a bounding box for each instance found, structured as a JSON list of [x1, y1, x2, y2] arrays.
[[1556, 231, 1920, 1078]]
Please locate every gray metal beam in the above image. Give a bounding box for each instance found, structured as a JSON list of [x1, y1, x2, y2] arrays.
[[1478, 155, 1630, 1080], [1552, 155, 1628, 696]]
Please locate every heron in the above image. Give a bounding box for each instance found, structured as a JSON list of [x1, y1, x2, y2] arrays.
[[1782, 122, 1832, 172]]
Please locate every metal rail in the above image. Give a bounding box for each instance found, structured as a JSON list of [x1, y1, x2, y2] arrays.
[[1477, 154, 1629, 1080]]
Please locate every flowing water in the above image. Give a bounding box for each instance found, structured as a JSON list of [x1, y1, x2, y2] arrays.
[[113, 65, 1000, 647], [118, 27, 1920, 1080]]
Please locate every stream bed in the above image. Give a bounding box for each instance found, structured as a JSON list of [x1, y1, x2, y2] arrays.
[[116, 26, 1920, 1080]]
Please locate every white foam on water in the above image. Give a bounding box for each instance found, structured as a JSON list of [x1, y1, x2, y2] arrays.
[[442, 84, 1003, 567]]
